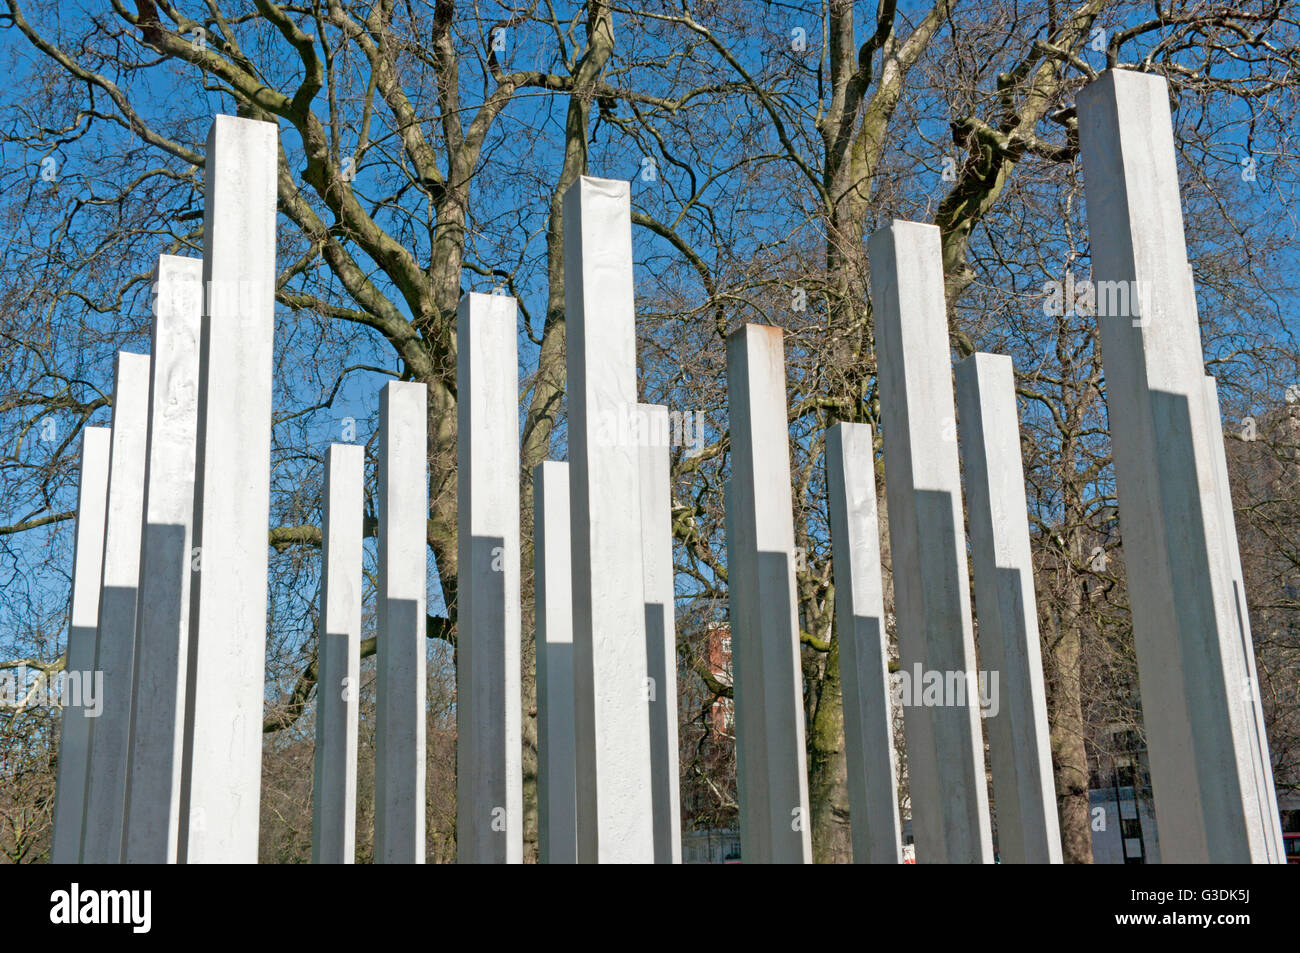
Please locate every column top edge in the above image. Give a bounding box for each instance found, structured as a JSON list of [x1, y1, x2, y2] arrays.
[[327, 442, 366, 458], [157, 253, 203, 269], [827, 420, 874, 439], [957, 350, 1014, 371], [380, 378, 428, 394], [725, 322, 783, 343], [209, 113, 280, 134], [868, 218, 940, 242], [563, 174, 632, 201], [458, 290, 518, 307], [1077, 66, 1169, 105]]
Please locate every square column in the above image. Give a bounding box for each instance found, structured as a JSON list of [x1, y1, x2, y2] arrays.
[[1202, 376, 1284, 861], [562, 176, 655, 862], [375, 380, 428, 863], [1077, 69, 1283, 862], [638, 403, 682, 863], [534, 461, 577, 864], [82, 350, 151, 863], [312, 443, 364, 864], [455, 292, 522, 864], [180, 114, 278, 864], [955, 353, 1062, 864], [825, 422, 903, 864], [51, 426, 111, 863], [868, 220, 993, 864], [122, 254, 203, 863], [724, 323, 812, 864]]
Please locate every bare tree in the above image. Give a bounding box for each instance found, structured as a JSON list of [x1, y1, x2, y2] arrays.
[[1, 0, 1298, 863]]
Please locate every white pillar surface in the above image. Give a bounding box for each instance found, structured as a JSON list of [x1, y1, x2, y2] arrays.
[[954, 353, 1062, 864], [824, 422, 903, 865], [122, 254, 203, 864], [534, 461, 577, 864], [1077, 69, 1283, 862], [724, 323, 812, 864], [180, 114, 278, 864], [455, 292, 522, 864], [375, 380, 428, 864], [312, 443, 363, 864], [868, 220, 993, 864], [1203, 376, 1285, 862], [562, 175, 655, 863], [51, 426, 111, 864], [638, 403, 682, 864], [81, 351, 151, 863]]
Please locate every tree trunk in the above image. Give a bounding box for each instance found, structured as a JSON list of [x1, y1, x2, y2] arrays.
[[807, 638, 853, 862]]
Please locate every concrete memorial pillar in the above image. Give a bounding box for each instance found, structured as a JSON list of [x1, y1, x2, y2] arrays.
[[724, 323, 812, 864], [534, 461, 577, 864], [562, 175, 655, 863], [638, 403, 682, 864], [1202, 375, 1285, 861], [122, 254, 203, 864], [868, 220, 993, 864], [456, 292, 522, 864], [180, 114, 278, 864], [954, 353, 1062, 864], [51, 426, 112, 864], [312, 443, 363, 864], [824, 422, 903, 864], [375, 380, 428, 864], [81, 351, 151, 863], [1077, 69, 1284, 862]]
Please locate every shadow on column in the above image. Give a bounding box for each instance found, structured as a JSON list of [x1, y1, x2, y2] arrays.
[[913, 489, 987, 863], [644, 600, 674, 863], [123, 521, 188, 862], [51, 620, 101, 862], [845, 611, 900, 864], [375, 596, 427, 864], [462, 535, 510, 860], [751, 550, 805, 862], [1147, 388, 1248, 859], [538, 639, 576, 864], [82, 583, 141, 862], [987, 564, 1059, 863]]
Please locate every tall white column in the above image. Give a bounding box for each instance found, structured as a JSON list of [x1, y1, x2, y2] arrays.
[[868, 220, 993, 864], [1077, 69, 1283, 862], [1203, 376, 1285, 862], [954, 353, 1062, 864], [51, 426, 111, 864], [724, 323, 812, 864], [180, 114, 278, 864], [638, 403, 682, 864], [455, 292, 522, 864], [375, 380, 428, 864], [312, 443, 363, 864], [824, 422, 903, 864], [81, 350, 151, 863], [534, 461, 577, 864], [122, 255, 203, 864], [562, 175, 655, 863]]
